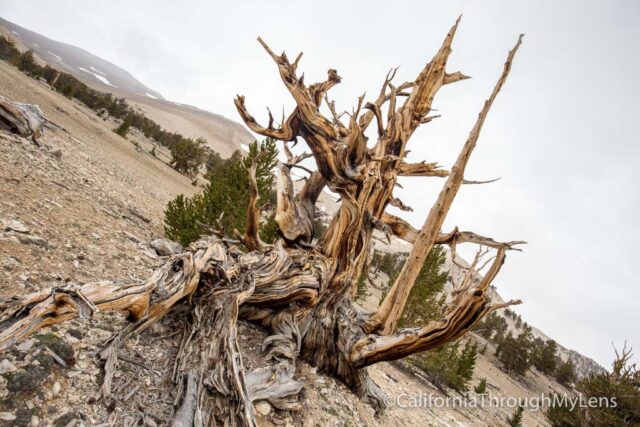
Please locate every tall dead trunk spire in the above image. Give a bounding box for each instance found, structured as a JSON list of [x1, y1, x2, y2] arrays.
[[373, 34, 524, 335]]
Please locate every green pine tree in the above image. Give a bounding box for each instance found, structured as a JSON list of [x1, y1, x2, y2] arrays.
[[399, 246, 480, 392], [169, 136, 207, 177], [412, 340, 478, 392], [164, 139, 278, 247], [398, 245, 448, 328], [555, 359, 577, 387], [507, 406, 524, 427], [474, 378, 487, 394], [547, 346, 640, 426], [114, 114, 133, 138], [472, 312, 508, 340], [497, 331, 533, 375], [532, 339, 560, 376]]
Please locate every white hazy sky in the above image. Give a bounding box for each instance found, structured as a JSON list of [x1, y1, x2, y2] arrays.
[[2, 0, 638, 369]]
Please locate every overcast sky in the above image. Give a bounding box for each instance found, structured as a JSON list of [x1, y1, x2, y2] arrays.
[[2, 0, 638, 369]]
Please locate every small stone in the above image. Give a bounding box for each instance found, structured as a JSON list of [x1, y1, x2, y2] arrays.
[[0, 412, 16, 421], [16, 338, 36, 352], [52, 381, 61, 396], [67, 370, 81, 378], [121, 230, 142, 243], [1, 255, 20, 271], [0, 360, 17, 374], [150, 238, 183, 256], [17, 234, 48, 247], [3, 219, 29, 233], [254, 401, 272, 416], [51, 149, 63, 159]]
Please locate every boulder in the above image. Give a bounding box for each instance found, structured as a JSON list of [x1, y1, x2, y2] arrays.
[[17, 234, 48, 247], [150, 238, 183, 256], [254, 401, 272, 416], [2, 219, 29, 233]]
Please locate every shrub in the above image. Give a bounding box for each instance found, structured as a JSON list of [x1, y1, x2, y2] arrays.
[[496, 331, 533, 375], [532, 339, 560, 376], [474, 378, 487, 394], [545, 393, 583, 427], [163, 194, 203, 246], [114, 114, 133, 138], [355, 272, 368, 301], [313, 220, 328, 242], [506, 406, 524, 427], [164, 139, 278, 247], [205, 150, 225, 174], [169, 136, 207, 177], [17, 50, 40, 77], [372, 250, 406, 284], [412, 340, 478, 392], [0, 36, 20, 63], [555, 359, 577, 387]]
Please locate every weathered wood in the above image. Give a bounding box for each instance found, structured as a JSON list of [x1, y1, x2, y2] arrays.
[[0, 95, 47, 141], [239, 151, 266, 251], [0, 19, 525, 424]]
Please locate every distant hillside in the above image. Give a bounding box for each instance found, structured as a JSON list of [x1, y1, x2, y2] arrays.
[[0, 16, 253, 156]]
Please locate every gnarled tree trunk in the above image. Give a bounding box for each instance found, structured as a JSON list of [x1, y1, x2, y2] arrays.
[[0, 17, 524, 425]]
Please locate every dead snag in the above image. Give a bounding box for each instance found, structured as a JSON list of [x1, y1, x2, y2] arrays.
[[1, 18, 526, 424]]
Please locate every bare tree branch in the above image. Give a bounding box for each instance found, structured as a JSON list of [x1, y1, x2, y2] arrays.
[[372, 33, 524, 335]]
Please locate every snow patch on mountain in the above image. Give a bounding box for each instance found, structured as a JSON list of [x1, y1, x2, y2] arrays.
[[89, 66, 107, 76], [78, 66, 117, 87], [47, 51, 63, 62]]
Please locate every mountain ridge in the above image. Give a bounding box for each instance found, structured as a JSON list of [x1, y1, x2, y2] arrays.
[[0, 16, 254, 156]]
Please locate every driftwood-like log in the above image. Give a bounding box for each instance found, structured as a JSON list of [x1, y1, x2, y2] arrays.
[[0, 18, 526, 425], [0, 95, 47, 142]]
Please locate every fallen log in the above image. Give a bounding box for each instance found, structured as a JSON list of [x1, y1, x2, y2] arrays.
[[0, 95, 47, 142]]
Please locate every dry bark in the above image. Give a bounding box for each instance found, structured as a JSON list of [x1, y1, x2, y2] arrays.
[[0, 18, 525, 425]]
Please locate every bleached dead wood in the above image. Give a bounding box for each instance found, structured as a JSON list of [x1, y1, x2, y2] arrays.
[[0, 18, 525, 424], [0, 95, 48, 142]]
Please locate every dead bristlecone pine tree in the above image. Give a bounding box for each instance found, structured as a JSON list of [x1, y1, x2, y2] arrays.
[[0, 18, 526, 426]]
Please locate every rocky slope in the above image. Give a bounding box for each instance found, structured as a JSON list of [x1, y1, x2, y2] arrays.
[[0, 16, 254, 157]]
